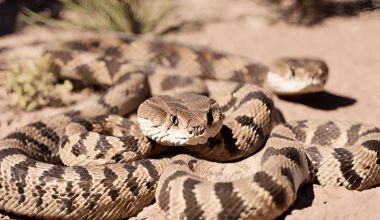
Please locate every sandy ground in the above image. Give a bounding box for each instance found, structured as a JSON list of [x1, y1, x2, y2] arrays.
[[1, 0, 380, 219]]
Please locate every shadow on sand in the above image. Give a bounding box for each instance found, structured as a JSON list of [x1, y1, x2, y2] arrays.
[[279, 91, 356, 110]]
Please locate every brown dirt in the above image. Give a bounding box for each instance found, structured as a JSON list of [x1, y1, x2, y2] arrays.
[[1, 0, 380, 219]]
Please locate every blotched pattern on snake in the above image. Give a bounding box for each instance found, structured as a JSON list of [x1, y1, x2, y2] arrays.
[[1, 35, 378, 220]]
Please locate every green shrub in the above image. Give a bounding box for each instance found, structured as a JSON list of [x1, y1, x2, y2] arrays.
[[256, 0, 380, 26], [20, 0, 180, 35], [7, 55, 73, 111]]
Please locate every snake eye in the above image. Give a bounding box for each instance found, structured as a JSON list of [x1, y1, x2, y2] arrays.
[[171, 115, 178, 125], [290, 68, 295, 77]]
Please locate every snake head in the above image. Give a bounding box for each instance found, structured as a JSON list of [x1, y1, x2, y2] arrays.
[[137, 93, 222, 146], [267, 58, 329, 96]]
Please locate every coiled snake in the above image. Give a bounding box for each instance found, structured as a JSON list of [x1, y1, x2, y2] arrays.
[[0, 35, 379, 220]]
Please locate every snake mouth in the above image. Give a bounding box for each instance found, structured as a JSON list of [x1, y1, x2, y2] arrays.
[[267, 71, 325, 95], [138, 117, 208, 146]]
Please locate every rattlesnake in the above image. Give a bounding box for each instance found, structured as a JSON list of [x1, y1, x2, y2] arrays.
[[0, 34, 379, 220]]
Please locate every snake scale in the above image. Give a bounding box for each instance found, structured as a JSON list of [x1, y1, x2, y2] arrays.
[[0, 34, 379, 220]]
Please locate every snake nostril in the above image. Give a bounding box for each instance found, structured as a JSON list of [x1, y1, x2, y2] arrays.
[[200, 127, 205, 136]]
